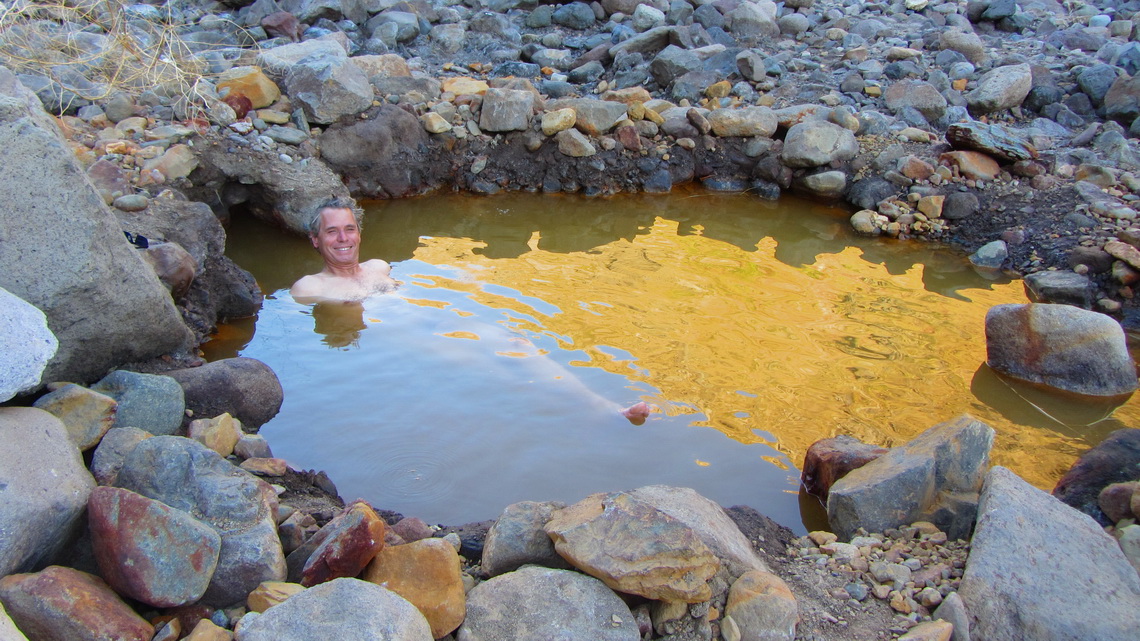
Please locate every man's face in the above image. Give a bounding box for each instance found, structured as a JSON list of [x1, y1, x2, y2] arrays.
[[311, 207, 361, 270]]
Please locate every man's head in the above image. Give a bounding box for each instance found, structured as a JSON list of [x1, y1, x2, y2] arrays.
[[309, 198, 364, 271]]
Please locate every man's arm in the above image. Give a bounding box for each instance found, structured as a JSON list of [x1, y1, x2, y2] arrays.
[[290, 275, 322, 299]]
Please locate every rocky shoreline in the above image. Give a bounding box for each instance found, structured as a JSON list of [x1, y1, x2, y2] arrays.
[[4, 0, 1140, 638]]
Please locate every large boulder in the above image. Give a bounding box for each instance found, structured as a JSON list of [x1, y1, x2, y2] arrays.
[[478, 88, 534, 132], [781, 121, 859, 168], [0, 287, 57, 402], [801, 435, 888, 500], [482, 500, 570, 577], [0, 567, 153, 641], [985, 303, 1138, 397], [959, 467, 1140, 640], [363, 538, 466, 639], [728, 0, 779, 42], [967, 64, 1033, 115], [544, 489, 721, 602], [88, 486, 221, 607], [0, 67, 191, 384], [235, 578, 432, 641], [90, 370, 185, 436], [457, 566, 640, 641], [1053, 428, 1140, 525], [318, 105, 435, 200], [0, 408, 94, 576], [883, 80, 948, 122], [114, 436, 286, 606], [165, 358, 283, 432], [828, 415, 994, 541]]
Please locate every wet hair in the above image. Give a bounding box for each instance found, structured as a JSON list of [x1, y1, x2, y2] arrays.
[[308, 197, 363, 236]]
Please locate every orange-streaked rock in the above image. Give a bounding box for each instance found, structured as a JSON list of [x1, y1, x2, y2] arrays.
[[939, 150, 1000, 181], [364, 538, 466, 638], [247, 581, 306, 613], [31, 383, 116, 450], [0, 566, 153, 641], [801, 435, 888, 500], [217, 67, 281, 109], [297, 500, 386, 587]]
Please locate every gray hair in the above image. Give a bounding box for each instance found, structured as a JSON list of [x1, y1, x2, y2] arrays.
[[307, 197, 363, 236]]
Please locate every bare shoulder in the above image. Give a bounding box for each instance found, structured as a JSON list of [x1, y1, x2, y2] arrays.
[[361, 258, 392, 276], [290, 274, 322, 298]]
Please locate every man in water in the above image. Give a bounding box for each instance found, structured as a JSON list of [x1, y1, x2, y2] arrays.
[[291, 197, 399, 302]]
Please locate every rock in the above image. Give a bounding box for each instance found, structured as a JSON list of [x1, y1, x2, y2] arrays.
[[847, 177, 898, 210], [544, 489, 720, 602], [0, 69, 191, 384], [1077, 64, 1118, 107], [0, 407, 95, 576], [932, 591, 969, 641], [828, 415, 994, 541], [939, 29, 987, 65], [899, 620, 954, 641], [1053, 428, 1140, 525], [728, 0, 779, 42], [1099, 482, 1140, 523], [240, 457, 287, 476], [797, 171, 847, 198], [801, 435, 889, 500], [216, 66, 280, 109], [883, 81, 948, 122], [31, 384, 117, 451], [708, 106, 777, 137], [985, 303, 1138, 397], [458, 566, 639, 641], [363, 538, 466, 638], [288, 500, 386, 587], [0, 567, 153, 641], [282, 52, 374, 125], [1104, 75, 1140, 125], [0, 602, 27, 641], [851, 210, 881, 236], [967, 64, 1032, 115], [88, 486, 221, 607], [946, 122, 1037, 163], [483, 500, 570, 577], [115, 436, 285, 606], [1023, 271, 1092, 308], [479, 88, 533, 132], [188, 413, 243, 457], [184, 618, 230, 641], [316, 104, 431, 201], [548, 98, 627, 136], [1105, 240, 1140, 271], [90, 370, 185, 436], [941, 192, 979, 220], [541, 108, 577, 136], [247, 581, 305, 613], [781, 121, 859, 168], [940, 151, 1000, 181], [235, 578, 432, 641], [724, 570, 798, 641], [556, 128, 597, 157], [0, 288, 57, 401], [166, 358, 283, 432], [390, 517, 435, 543], [234, 433, 273, 460], [141, 242, 196, 299], [960, 467, 1140, 641], [1117, 524, 1140, 575], [552, 2, 596, 30], [142, 144, 198, 180], [90, 427, 153, 486]]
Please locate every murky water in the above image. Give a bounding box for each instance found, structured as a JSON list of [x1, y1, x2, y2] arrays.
[[208, 189, 1140, 533]]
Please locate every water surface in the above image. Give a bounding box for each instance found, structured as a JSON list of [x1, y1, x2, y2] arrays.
[[209, 190, 1140, 532]]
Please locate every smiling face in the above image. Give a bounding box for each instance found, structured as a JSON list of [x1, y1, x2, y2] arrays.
[[311, 207, 361, 271]]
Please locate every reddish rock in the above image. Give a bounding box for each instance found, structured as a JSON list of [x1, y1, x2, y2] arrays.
[[1098, 482, 1140, 523], [392, 516, 435, 543], [801, 435, 888, 500], [222, 93, 253, 120], [0, 566, 153, 641], [939, 150, 1000, 181], [296, 501, 387, 587], [1054, 428, 1140, 525], [614, 124, 642, 151], [898, 156, 935, 181], [88, 486, 221, 607], [261, 12, 303, 42]]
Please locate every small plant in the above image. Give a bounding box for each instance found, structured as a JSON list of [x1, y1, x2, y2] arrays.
[[0, 0, 258, 114]]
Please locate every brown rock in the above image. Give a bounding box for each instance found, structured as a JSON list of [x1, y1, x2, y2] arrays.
[[391, 517, 435, 543], [31, 384, 117, 451], [187, 413, 242, 457], [240, 457, 289, 476], [1099, 482, 1140, 523], [614, 124, 642, 151], [184, 618, 233, 641], [601, 87, 653, 105], [899, 156, 935, 181], [1105, 240, 1140, 271], [295, 500, 386, 587], [0, 566, 153, 641], [247, 581, 305, 613], [142, 241, 197, 300], [724, 570, 798, 641], [88, 487, 221, 607], [544, 491, 720, 602], [364, 538, 466, 638], [946, 121, 1037, 162], [801, 435, 888, 500], [939, 151, 1000, 181], [917, 195, 945, 218], [898, 619, 953, 641], [261, 12, 303, 42]]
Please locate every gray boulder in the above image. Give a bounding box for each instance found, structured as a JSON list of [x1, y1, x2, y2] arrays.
[[482, 501, 570, 577], [650, 45, 702, 87], [883, 80, 948, 122], [91, 370, 185, 436], [458, 566, 640, 641], [166, 358, 283, 432], [0, 68, 191, 384], [237, 578, 432, 640], [282, 52, 374, 125], [985, 303, 1138, 396], [0, 287, 57, 402], [970, 240, 1008, 269], [728, 0, 779, 42], [0, 407, 95, 576], [781, 121, 859, 168], [1023, 271, 1092, 308], [547, 98, 627, 136], [115, 436, 286, 606], [479, 88, 534, 132], [319, 104, 434, 200], [828, 415, 994, 541], [1104, 75, 1140, 125], [959, 467, 1140, 640], [797, 170, 847, 198], [91, 427, 154, 486], [967, 63, 1032, 115]]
